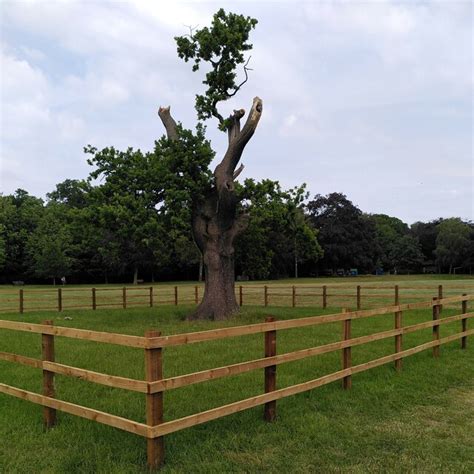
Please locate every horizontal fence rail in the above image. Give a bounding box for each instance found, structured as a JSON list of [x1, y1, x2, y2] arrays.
[[1, 283, 473, 315], [0, 293, 472, 469]]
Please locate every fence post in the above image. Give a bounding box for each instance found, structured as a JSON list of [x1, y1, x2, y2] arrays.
[[438, 285, 443, 312], [57, 288, 62, 312], [356, 285, 361, 310], [264, 316, 276, 421], [42, 320, 56, 429], [92, 288, 97, 310], [342, 308, 352, 389], [264, 285, 268, 307], [145, 330, 164, 469], [19, 289, 24, 314], [292, 286, 296, 308], [194, 285, 199, 304], [149, 287, 153, 308], [461, 293, 467, 349], [394, 285, 399, 305], [432, 297, 440, 358], [394, 309, 403, 372], [174, 286, 178, 306], [239, 285, 243, 306], [122, 287, 127, 309], [323, 285, 327, 309]]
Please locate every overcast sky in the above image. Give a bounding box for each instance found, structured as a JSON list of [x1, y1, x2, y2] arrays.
[[1, 0, 472, 224]]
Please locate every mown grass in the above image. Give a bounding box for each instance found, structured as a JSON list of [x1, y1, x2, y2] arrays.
[[0, 303, 473, 473], [1, 275, 473, 315]]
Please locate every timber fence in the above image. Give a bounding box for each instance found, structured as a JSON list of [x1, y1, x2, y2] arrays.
[[1, 283, 473, 315], [0, 294, 472, 469]]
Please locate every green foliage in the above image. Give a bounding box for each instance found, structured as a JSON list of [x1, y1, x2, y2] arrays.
[[25, 206, 74, 283], [307, 193, 378, 273], [370, 214, 424, 272], [236, 180, 322, 279], [81, 125, 215, 282], [387, 234, 424, 272], [175, 8, 258, 128], [0, 190, 44, 279], [435, 218, 471, 273]]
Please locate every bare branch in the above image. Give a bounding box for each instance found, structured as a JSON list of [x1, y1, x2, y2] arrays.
[[158, 106, 178, 141], [233, 164, 244, 180], [183, 24, 199, 39], [227, 56, 252, 99]]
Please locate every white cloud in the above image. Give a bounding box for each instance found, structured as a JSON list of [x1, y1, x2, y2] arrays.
[[0, 0, 472, 222]]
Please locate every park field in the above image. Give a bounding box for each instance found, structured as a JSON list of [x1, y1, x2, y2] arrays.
[[1, 275, 474, 315], [0, 295, 473, 472]]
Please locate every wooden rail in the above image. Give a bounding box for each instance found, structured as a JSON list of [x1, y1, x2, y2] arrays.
[[1, 283, 473, 315], [0, 293, 471, 470]]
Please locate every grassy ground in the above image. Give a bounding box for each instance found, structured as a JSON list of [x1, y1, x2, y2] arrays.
[[1, 275, 473, 314], [0, 302, 473, 473]]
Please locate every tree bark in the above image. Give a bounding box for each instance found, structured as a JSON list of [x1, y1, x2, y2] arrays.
[[158, 98, 263, 319], [133, 266, 138, 285]]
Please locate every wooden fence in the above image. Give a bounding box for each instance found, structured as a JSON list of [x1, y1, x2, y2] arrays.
[[1, 283, 473, 314], [0, 294, 472, 469]]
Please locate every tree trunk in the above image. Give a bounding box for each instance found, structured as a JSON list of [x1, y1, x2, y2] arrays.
[[133, 266, 138, 285], [191, 237, 239, 320], [198, 256, 204, 282], [158, 97, 263, 320]]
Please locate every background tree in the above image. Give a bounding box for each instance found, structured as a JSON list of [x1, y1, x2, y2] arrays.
[[410, 219, 441, 269], [0, 190, 44, 282], [435, 218, 471, 274], [235, 180, 322, 280], [26, 205, 74, 284], [307, 193, 377, 274]]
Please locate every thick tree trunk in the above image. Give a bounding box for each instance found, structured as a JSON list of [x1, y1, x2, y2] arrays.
[[158, 97, 263, 320], [198, 256, 204, 282], [191, 238, 239, 320]]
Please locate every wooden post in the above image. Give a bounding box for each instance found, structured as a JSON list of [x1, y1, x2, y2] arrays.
[[145, 330, 164, 469], [122, 287, 127, 309], [264, 316, 276, 421], [149, 287, 153, 308], [174, 286, 178, 306], [356, 285, 361, 310], [239, 285, 243, 306], [342, 309, 352, 389], [438, 284, 443, 312], [323, 285, 327, 309], [461, 293, 467, 349], [92, 288, 97, 310], [194, 285, 199, 304], [57, 288, 62, 312], [432, 297, 440, 358], [394, 285, 399, 305], [19, 289, 24, 314], [42, 320, 56, 429], [264, 285, 268, 307], [292, 286, 296, 308], [394, 310, 403, 372]]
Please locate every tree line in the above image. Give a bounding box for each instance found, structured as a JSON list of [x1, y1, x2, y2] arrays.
[[1, 179, 472, 285]]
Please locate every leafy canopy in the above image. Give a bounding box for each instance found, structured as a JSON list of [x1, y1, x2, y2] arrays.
[[175, 8, 258, 129]]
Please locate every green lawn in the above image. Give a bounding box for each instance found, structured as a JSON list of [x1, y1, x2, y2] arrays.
[[1, 275, 473, 315], [0, 302, 473, 473]]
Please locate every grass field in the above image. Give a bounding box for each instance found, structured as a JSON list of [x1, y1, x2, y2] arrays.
[[1, 275, 473, 315], [1, 298, 473, 472]]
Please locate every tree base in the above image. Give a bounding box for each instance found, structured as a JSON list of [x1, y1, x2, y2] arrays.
[[188, 300, 240, 320]]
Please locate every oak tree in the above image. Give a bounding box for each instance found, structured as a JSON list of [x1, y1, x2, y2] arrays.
[[158, 9, 263, 319]]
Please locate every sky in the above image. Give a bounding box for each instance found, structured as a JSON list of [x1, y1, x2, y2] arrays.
[[0, 0, 472, 224]]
